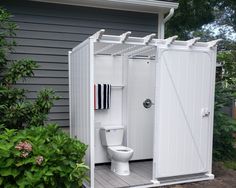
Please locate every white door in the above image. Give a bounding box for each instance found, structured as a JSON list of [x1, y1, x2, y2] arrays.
[[127, 59, 156, 160], [154, 47, 215, 178]]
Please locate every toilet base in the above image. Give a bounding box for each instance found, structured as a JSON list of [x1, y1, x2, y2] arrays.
[[111, 160, 130, 176]]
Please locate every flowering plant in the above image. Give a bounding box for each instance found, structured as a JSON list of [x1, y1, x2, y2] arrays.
[[0, 7, 88, 188], [0, 124, 88, 187]]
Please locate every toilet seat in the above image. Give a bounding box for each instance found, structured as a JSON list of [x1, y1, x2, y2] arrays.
[[108, 146, 133, 153]]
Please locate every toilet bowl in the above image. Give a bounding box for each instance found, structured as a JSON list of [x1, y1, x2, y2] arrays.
[[108, 146, 134, 176], [100, 126, 134, 176]]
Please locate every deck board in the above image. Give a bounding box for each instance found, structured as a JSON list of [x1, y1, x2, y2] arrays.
[[95, 168, 129, 187], [95, 180, 105, 188], [132, 162, 152, 176], [130, 163, 152, 179], [95, 161, 153, 188]]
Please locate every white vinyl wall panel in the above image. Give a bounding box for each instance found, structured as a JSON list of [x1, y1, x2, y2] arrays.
[[127, 59, 156, 160], [94, 55, 124, 163], [154, 47, 215, 179], [69, 39, 94, 187]]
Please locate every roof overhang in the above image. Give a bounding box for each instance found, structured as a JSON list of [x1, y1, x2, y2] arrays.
[[30, 0, 179, 14]]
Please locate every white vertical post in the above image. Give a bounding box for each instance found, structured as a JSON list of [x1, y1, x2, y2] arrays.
[[89, 39, 95, 188], [158, 13, 165, 39], [122, 55, 129, 146], [207, 48, 217, 176], [152, 46, 162, 182], [68, 51, 72, 137]]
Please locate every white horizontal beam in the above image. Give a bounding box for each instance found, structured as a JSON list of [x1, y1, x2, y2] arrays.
[[91, 31, 222, 51]]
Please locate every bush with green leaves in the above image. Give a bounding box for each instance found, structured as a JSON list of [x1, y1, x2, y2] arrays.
[[213, 50, 236, 160], [0, 124, 88, 188], [0, 7, 58, 129], [0, 7, 89, 187]]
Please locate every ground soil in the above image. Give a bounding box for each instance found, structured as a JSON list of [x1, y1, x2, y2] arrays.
[[167, 163, 236, 188]]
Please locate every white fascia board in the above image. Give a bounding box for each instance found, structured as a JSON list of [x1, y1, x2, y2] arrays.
[[30, 0, 179, 13]]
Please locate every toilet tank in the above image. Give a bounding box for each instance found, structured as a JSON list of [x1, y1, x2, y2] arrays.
[[100, 126, 124, 146]]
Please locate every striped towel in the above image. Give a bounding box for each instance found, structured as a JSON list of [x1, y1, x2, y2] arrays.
[[94, 84, 111, 110]]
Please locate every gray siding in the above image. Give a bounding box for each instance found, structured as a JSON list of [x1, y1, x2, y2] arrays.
[[3, 0, 158, 127]]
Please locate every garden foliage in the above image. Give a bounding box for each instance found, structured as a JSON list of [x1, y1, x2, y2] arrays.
[[214, 50, 236, 160], [0, 125, 88, 188], [0, 7, 89, 187], [0, 7, 59, 129]]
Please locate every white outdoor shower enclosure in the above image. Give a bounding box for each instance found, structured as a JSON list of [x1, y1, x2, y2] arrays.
[[69, 30, 220, 188]]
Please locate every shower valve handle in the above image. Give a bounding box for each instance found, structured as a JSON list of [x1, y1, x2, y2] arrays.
[[143, 99, 154, 109]]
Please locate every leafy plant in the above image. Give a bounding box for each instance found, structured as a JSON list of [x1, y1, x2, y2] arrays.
[[0, 7, 58, 129], [213, 50, 236, 160], [166, 0, 236, 40], [0, 124, 88, 188], [0, 7, 89, 187], [0, 6, 17, 69]]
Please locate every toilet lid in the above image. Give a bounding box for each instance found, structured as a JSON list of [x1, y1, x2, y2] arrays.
[[108, 146, 133, 153]]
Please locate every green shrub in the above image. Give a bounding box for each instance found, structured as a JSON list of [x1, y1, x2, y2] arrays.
[[214, 111, 236, 160], [213, 51, 236, 160], [0, 7, 89, 188], [0, 7, 59, 130], [0, 124, 89, 188]]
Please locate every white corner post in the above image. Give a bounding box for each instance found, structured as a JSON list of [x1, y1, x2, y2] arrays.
[[158, 8, 175, 39], [68, 51, 72, 137]]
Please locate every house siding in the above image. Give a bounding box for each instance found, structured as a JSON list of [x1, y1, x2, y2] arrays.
[[2, 0, 158, 127]]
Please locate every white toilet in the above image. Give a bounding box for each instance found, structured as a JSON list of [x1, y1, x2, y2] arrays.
[[100, 126, 134, 176]]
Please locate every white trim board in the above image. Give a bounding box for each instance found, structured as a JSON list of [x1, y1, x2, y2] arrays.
[[30, 0, 179, 13], [135, 174, 214, 188]]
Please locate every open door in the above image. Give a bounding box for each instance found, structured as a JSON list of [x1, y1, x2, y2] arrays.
[[153, 45, 216, 180]]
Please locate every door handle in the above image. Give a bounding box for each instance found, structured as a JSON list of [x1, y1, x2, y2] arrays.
[[201, 108, 210, 117], [143, 99, 154, 109]]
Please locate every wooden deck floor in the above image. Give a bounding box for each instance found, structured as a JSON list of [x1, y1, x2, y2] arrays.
[[95, 161, 153, 188]]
